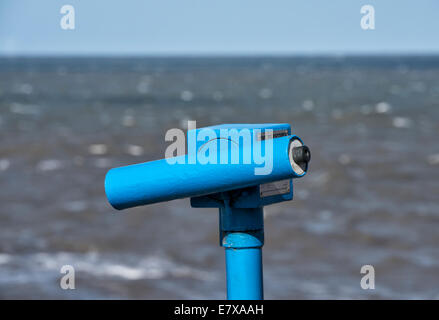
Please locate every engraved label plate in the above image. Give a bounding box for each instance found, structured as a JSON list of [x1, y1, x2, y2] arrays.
[[257, 129, 289, 141], [260, 179, 291, 197]]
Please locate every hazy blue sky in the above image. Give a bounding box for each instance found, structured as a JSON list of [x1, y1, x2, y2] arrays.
[[1, 0, 438, 55]]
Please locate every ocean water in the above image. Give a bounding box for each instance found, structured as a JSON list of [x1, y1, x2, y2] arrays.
[[0, 56, 438, 299]]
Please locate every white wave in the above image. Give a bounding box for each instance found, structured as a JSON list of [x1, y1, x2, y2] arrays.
[[302, 99, 314, 111], [0, 253, 12, 265], [180, 90, 194, 102], [36, 159, 63, 172], [392, 116, 412, 128], [88, 144, 108, 155], [427, 154, 439, 165], [125, 144, 144, 156], [0, 158, 10, 171], [24, 252, 216, 282], [375, 101, 392, 114], [15, 83, 33, 95], [10, 103, 40, 115], [259, 88, 273, 99]]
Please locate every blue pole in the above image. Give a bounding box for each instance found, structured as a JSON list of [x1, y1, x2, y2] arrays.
[[224, 233, 264, 300], [220, 205, 264, 300]]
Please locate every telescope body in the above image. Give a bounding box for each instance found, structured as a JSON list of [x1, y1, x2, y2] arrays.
[[105, 130, 306, 210]]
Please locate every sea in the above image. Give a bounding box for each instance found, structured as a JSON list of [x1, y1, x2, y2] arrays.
[[0, 56, 438, 299]]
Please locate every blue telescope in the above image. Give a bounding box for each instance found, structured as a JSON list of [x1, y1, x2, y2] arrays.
[[105, 123, 310, 299]]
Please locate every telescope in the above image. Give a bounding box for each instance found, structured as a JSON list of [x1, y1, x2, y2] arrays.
[[105, 123, 310, 299]]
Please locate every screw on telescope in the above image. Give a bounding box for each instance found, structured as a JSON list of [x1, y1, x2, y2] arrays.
[[292, 145, 311, 167]]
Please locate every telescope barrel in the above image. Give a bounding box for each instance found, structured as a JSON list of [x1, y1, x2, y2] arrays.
[[105, 135, 308, 210]]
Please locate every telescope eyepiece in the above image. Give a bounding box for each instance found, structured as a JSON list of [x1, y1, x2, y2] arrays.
[[292, 145, 311, 165]]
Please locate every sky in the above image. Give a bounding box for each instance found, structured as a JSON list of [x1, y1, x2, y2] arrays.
[[0, 0, 438, 56]]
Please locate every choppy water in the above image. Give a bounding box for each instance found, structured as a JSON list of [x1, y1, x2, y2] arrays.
[[0, 56, 439, 299]]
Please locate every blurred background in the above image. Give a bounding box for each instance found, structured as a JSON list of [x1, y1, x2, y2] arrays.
[[0, 1, 439, 299]]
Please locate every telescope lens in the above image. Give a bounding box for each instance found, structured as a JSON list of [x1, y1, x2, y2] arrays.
[[288, 139, 310, 176], [292, 145, 311, 166]]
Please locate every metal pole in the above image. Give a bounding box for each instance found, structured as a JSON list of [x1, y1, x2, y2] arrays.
[[224, 233, 264, 300], [220, 206, 264, 300]]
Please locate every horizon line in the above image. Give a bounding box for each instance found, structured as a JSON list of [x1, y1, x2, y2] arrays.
[[2, 51, 439, 59]]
